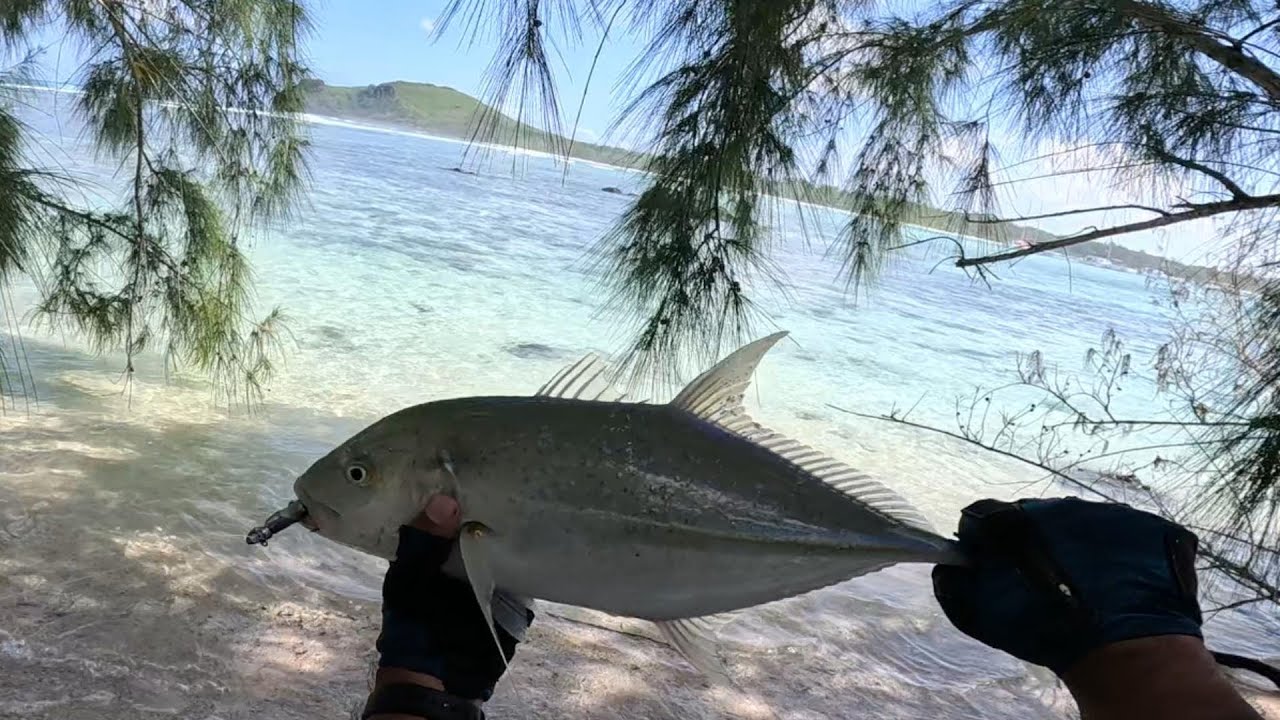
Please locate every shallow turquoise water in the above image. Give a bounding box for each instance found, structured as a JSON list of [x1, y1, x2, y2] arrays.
[[2, 91, 1275, 717]]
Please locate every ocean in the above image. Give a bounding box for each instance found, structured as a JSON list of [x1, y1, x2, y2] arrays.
[[1, 91, 1276, 718]]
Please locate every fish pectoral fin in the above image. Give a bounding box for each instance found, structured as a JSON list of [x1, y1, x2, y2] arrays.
[[654, 616, 734, 687], [459, 522, 508, 670]]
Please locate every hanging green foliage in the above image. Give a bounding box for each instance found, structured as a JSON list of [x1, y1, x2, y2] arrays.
[[0, 0, 310, 407]]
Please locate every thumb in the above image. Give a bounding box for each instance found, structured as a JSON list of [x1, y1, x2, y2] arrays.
[[411, 494, 461, 538]]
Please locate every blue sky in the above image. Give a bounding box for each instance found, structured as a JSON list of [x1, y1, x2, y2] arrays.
[[28, 1, 645, 143], [304, 0, 644, 145]]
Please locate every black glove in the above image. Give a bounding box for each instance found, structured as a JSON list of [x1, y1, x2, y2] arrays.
[[374, 525, 533, 701], [932, 497, 1202, 676]]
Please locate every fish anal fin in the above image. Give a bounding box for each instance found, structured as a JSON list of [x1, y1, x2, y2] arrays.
[[654, 617, 734, 687], [459, 523, 507, 670]]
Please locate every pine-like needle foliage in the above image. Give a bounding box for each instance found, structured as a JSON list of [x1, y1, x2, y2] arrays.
[[592, 0, 823, 381], [0, 0, 310, 406], [443, 0, 1280, 358], [445, 0, 1280, 586]]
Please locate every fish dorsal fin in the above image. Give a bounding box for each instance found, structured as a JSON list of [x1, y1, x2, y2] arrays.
[[725, 415, 936, 533], [669, 332, 789, 421], [669, 332, 934, 534], [536, 353, 628, 402]]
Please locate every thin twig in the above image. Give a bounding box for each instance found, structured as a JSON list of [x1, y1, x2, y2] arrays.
[[825, 403, 1123, 504]]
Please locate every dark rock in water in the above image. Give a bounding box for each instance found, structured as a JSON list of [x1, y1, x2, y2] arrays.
[[1109, 471, 1143, 487], [445, 166, 478, 176], [601, 186, 637, 196], [445, 256, 476, 273], [1067, 467, 1151, 492], [504, 342, 568, 360], [312, 324, 356, 351]]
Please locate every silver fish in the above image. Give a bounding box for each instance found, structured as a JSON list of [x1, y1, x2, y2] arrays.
[[279, 332, 962, 680]]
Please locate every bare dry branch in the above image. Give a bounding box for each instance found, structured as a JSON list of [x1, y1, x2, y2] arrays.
[[957, 193, 1280, 268], [1147, 146, 1251, 199], [956, 204, 1173, 225]]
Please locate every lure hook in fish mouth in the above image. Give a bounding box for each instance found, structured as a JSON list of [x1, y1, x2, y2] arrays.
[[246, 500, 310, 546]]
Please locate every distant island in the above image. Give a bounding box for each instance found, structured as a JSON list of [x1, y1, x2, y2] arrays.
[[303, 79, 1228, 286]]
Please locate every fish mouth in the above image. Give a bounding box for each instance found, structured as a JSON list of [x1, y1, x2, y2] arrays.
[[294, 488, 340, 531]]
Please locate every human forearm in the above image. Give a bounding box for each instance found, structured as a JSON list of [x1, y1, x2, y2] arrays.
[[363, 500, 528, 720], [1064, 636, 1261, 720]]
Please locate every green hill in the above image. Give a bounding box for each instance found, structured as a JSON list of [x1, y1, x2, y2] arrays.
[[302, 79, 643, 167]]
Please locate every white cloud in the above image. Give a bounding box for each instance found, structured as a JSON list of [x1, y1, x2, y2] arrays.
[[419, 16, 435, 34]]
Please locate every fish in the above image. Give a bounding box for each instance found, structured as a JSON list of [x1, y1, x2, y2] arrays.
[[274, 331, 963, 681]]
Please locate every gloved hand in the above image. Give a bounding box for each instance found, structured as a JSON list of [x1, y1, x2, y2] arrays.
[[932, 497, 1202, 676], [364, 496, 533, 719]]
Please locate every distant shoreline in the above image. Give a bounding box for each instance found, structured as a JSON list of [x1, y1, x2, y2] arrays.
[[301, 81, 1229, 283], [298, 88, 1249, 289], [294, 109, 1130, 273], [298, 108, 998, 235]]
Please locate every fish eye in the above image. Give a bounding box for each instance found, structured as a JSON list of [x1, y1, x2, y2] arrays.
[[346, 464, 369, 486]]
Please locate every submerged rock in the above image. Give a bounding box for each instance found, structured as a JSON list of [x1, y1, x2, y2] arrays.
[[503, 342, 568, 360], [1067, 467, 1152, 492]]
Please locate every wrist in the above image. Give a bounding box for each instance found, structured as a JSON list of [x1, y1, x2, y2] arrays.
[[374, 666, 446, 693], [365, 669, 483, 720], [1064, 636, 1260, 720]]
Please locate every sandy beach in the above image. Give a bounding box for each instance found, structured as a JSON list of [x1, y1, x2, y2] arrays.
[[3, 407, 1278, 719]]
